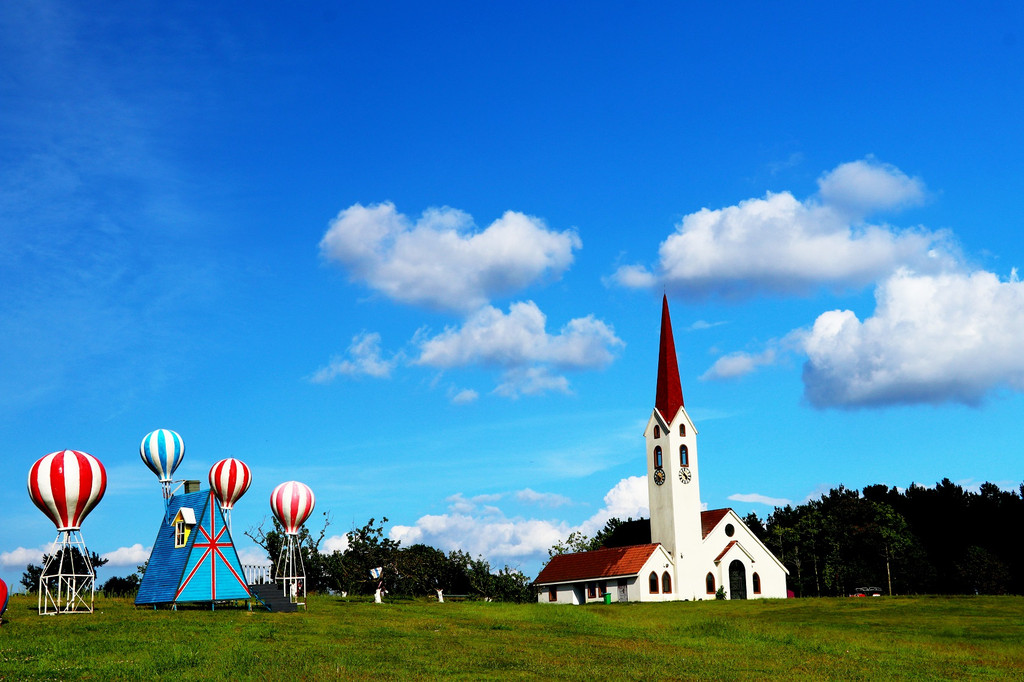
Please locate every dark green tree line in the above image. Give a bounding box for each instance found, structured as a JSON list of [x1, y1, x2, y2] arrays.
[[755, 479, 1023, 596], [247, 516, 532, 602]]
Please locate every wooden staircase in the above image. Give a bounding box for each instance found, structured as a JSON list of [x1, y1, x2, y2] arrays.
[[248, 582, 299, 612]]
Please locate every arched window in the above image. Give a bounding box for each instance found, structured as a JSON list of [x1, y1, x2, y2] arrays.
[[679, 424, 686, 437], [706, 573, 716, 594], [752, 572, 761, 595], [654, 446, 663, 468], [649, 572, 660, 593], [679, 444, 688, 467], [662, 572, 672, 594], [653, 424, 661, 438]]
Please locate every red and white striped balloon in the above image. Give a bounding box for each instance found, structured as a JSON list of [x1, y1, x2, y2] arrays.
[[270, 481, 315, 536], [27, 450, 107, 531], [209, 458, 252, 511]]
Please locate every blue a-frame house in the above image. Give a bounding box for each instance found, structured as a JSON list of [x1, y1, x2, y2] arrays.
[[136, 489, 251, 607]]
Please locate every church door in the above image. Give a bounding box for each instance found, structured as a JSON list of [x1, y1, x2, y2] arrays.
[[729, 560, 747, 600]]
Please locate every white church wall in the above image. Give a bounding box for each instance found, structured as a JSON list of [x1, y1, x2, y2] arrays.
[[703, 510, 789, 600]]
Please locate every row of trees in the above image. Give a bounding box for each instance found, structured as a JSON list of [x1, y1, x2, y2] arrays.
[[20, 550, 144, 598], [245, 514, 533, 602], [20, 516, 532, 603], [753, 479, 1024, 596], [24, 478, 1020, 601]]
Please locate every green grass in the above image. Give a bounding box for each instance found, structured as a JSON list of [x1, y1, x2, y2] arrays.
[[1, 595, 1022, 680]]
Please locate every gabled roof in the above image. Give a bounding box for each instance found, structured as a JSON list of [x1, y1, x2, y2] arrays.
[[655, 295, 684, 423], [173, 507, 196, 525], [713, 539, 755, 565], [714, 540, 738, 563], [701, 508, 731, 539], [137, 490, 209, 605], [135, 490, 250, 605], [534, 544, 661, 585]]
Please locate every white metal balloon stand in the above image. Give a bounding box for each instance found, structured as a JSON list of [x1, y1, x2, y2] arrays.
[[38, 531, 96, 615], [221, 508, 233, 535], [161, 480, 187, 522], [275, 534, 306, 610]]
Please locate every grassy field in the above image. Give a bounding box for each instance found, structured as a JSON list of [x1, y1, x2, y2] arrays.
[[0, 594, 1022, 680]]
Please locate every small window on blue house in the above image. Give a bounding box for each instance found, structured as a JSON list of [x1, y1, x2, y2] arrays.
[[654, 446, 663, 468], [680, 445, 689, 467], [174, 520, 187, 547], [172, 507, 196, 549], [649, 572, 659, 593]]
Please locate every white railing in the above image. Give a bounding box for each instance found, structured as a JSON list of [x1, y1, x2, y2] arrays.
[[244, 564, 272, 585]]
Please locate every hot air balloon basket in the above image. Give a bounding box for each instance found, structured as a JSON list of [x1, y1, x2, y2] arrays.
[[38, 531, 97, 615]]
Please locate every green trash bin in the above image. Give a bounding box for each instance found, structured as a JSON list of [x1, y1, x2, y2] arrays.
[[603, 593, 612, 605]]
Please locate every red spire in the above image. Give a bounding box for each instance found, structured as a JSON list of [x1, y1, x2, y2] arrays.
[[655, 295, 684, 422]]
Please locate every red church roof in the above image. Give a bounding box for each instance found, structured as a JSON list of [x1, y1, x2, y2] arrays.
[[534, 544, 661, 585], [701, 508, 731, 539], [714, 540, 738, 563], [655, 295, 684, 423]]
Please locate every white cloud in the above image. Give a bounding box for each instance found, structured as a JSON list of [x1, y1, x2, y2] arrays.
[[414, 301, 623, 397], [319, 202, 581, 312], [311, 302, 623, 397], [516, 488, 572, 508], [612, 158, 951, 297], [0, 545, 49, 567], [801, 268, 1024, 407], [702, 349, 777, 380], [389, 476, 650, 570], [101, 544, 150, 566], [322, 534, 350, 554], [445, 493, 479, 514], [390, 513, 569, 562], [450, 387, 479, 404], [416, 301, 623, 369], [579, 475, 650, 535], [311, 332, 396, 383], [494, 366, 571, 398], [236, 546, 270, 566], [687, 320, 726, 331], [607, 263, 656, 288], [817, 158, 926, 218], [727, 493, 794, 508], [411, 296, 618, 374]]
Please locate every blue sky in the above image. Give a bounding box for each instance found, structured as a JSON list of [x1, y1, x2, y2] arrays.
[[3, 1, 1024, 590]]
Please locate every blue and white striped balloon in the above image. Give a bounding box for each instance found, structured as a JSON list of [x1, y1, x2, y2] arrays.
[[139, 429, 185, 482]]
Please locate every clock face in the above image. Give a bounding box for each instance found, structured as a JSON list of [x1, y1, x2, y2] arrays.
[[678, 468, 692, 484], [654, 468, 666, 485]]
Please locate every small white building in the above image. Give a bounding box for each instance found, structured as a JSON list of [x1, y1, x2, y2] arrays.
[[536, 296, 789, 602]]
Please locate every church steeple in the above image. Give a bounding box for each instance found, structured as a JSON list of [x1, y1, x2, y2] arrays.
[[655, 295, 684, 423]]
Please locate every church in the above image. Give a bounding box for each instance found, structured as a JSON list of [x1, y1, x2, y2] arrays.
[[534, 296, 788, 603]]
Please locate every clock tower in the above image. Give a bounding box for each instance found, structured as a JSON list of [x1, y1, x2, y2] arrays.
[[645, 296, 704, 593]]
